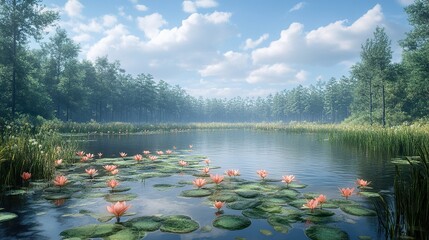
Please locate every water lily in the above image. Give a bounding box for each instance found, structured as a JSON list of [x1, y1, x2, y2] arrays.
[[339, 187, 355, 200], [282, 175, 295, 187], [86, 153, 94, 159], [119, 152, 127, 158], [303, 199, 320, 212], [103, 165, 117, 172], [53, 175, 68, 188], [356, 178, 371, 188], [204, 159, 210, 166], [107, 201, 131, 223], [257, 170, 268, 180], [55, 159, 63, 166], [80, 156, 89, 162], [76, 151, 85, 157], [316, 194, 327, 208], [178, 160, 187, 167], [21, 172, 31, 181], [143, 150, 150, 155], [213, 200, 225, 211], [193, 178, 207, 188], [226, 169, 240, 177], [107, 179, 119, 190], [166, 150, 172, 154], [85, 168, 98, 178], [149, 155, 158, 161], [110, 169, 119, 175], [189, 145, 193, 149], [210, 174, 224, 185], [156, 151, 164, 155], [202, 167, 210, 174], [134, 154, 143, 162], [98, 152, 103, 158]]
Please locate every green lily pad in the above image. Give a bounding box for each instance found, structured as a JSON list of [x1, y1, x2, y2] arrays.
[[274, 189, 299, 199], [391, 159, 421, 165], [139, 172, 171, 179], [105, 193, 138, 202], [213, 215, 251, 230], [110, 187, 131, 193], [60, 224, 125, 238], [43, 193, 72, 200], [209, 192, 238, 202], [227, 200, 262, 210], [4, 189, 28, 196], [307, 209, 335, 217], [359, 192, 381, 198], [287, 183, 307, 189], [106, 229, 143, 240], [263, 197, 288, 205], [181, 189, 212, 197], [0, 212, 18, 223], [267, 215, 293, 228], [153, 184, 180, 191], [256, 203, 283, 213], [160, 215, 199, 233], [260, 229, 273, 236], [235, 190, 261, 198], [242, 208, 270, 219], [340, 205, 376, 216], [125, 216, 163, 231], [305, 225, 349, 240], [289, 199, 308, 209]]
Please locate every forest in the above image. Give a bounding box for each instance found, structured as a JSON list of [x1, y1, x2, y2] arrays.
[[0, 1, 428, 126]]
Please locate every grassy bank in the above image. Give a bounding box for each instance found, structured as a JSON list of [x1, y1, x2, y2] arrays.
[[0, 120, 78, 190]]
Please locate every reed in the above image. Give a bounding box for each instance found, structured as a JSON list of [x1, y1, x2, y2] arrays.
[[0, 120, 78, 189]]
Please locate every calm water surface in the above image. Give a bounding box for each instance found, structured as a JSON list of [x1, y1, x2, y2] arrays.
[[0, 130, 395, 239]]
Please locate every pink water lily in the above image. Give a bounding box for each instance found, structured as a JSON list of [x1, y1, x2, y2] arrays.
[[303, 199, 320, 212], [178, 160, 187, 167], [107, 179, 119, 190], [213, 201, 225, 211], [103, 165, 117, 172], [80, 156, 89, 162], [110, 169, 119, 175], [204, 159, 210, 166], [107, 201, 131, 223], [53, 175, 68, 188], [156, 151, 164, 155], [257, 170, 268, 179], [226, 169, 240, 177], [339, 187, 355, 200], [143, 150, 151, 155], [86, 153, 94, 159], [356, 178, 371, 188], [316, 194, 327, 208], [193, 178, 207, 188], [149, 155, 158, 161], [21, 172, 31, 181], [134, 154, 143, 161], [282, 175, 295, 187], [210, 174, 224, 185], [166, 150, 172, 154], [202, 167, 210, 174], [76, 151, 85, 157], [98, 152, 103, 158], [55, 159, 63, 166], [119, 152, 127, 158], [85, 168, 98, 178], [189, 145, 193, 149]]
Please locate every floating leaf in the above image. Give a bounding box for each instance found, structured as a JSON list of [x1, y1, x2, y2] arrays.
[[212, 215, 251, 230], [358, 192, 381, 198], [260, 229, 273, 236], [242, 208, 270, 219], [235, 190, 260, 198], [104, 193, 138, 202], [227, 200, 262, 210], [159, 215, 199, 233], [106, 228, 143, 240], [305, 225, 349, 240], [0, 212, 18, 223], [340, 205, 376, 216], [180, 189, 212, 197], [60, 224, 125, 238], [125, 216, 163, 231]]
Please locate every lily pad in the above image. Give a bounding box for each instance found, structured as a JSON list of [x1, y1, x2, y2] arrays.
[[153, 184, 180, 191], [305, 225, 349, 240], [125, 216, 163, 231], [307, 209, 335, 217], [213, 215, 251, 230], [0, 212, 18, 223], [274, 189, 299, 199], [60, 223, 125, 238], [391, 159, 421, 165], [235, 190, 260, 198], [260, 229, 273, 236], [43, 193, 72, 200], [160, 215, 199, 233], [106, 229, 143, 240], [340, 205, 376, 216], [105, 193, 138, 202], [256, 203, 283, 213], [227, 200, 262, 210], [267, 215, 293, 228], [4, 189, 28, 196], [359, 192, 381, 198], [242, 208, 270, 219], [110, 187, 131, 193], [209, 192, 238, 202], [287, 183, 307, 189], [289, 199, 308, 209], [181, 189, 212, 197]]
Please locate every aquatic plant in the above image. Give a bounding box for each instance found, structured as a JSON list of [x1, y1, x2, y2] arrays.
[[356, 178, 371, 188], [282, 175, 295, 187], [53, 175, 68, 188], [213, 201, 225, 211], [107, 201, 131, 223], [134, 154, 143, 162], [21, 172, 31, 181], [103, 165, 117, 172], [210, 174, 224, 185], [192, 178, 207, 188], [85, 168, 98, 178], [257, 170, 268, 180], [339, 187, 354, 200], [107, 179, 119, 190], [55, 159, 63, 166], [119, 152, 127, 158], [303, 199, 319, 212]]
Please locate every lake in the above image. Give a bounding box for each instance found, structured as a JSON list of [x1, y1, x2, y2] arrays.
[[0, 130, 395, 239]]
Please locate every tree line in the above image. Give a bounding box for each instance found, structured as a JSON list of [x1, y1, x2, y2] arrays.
[[0, 0, 428, 125]]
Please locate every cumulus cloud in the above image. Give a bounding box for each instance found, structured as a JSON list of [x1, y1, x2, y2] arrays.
[[102, 15, 117, 27], [244, 34, 269, 50], [135, 4, 148, 11], [246, 64, 296, 84], [199, 51, 251, 79], [183, 0, 218, 13], [289, 2, 305, 12], [137, 13, 167, 39], [73, 33, 92, 43], [64, 0, 83, 18], [252, 4, 385, 66]]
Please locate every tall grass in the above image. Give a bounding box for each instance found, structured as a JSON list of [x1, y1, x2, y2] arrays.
[[0, 119, 78, 190]]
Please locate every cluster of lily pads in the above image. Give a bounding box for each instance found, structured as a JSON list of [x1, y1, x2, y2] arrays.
[[2, 146, 381, 240]]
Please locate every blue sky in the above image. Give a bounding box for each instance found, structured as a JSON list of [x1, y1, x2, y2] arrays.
[[42, 0, 413, 98]]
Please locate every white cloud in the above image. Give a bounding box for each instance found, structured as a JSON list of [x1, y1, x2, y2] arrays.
[[119, 6, 133, 21], [76, 19, 103, 33], [73, 33, 92, 43], [135, 4, 148, 11], [64, 0, 83, 18], [246, 64, 296, 84], [244, 34, 269, 50], [199, 51, 250, 79], [102, 15, 117, 27], [137, 13, 167, 39], [252, 4, 385, 66], [289, 2, 305, 12], [183, 0, 218, 13]]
